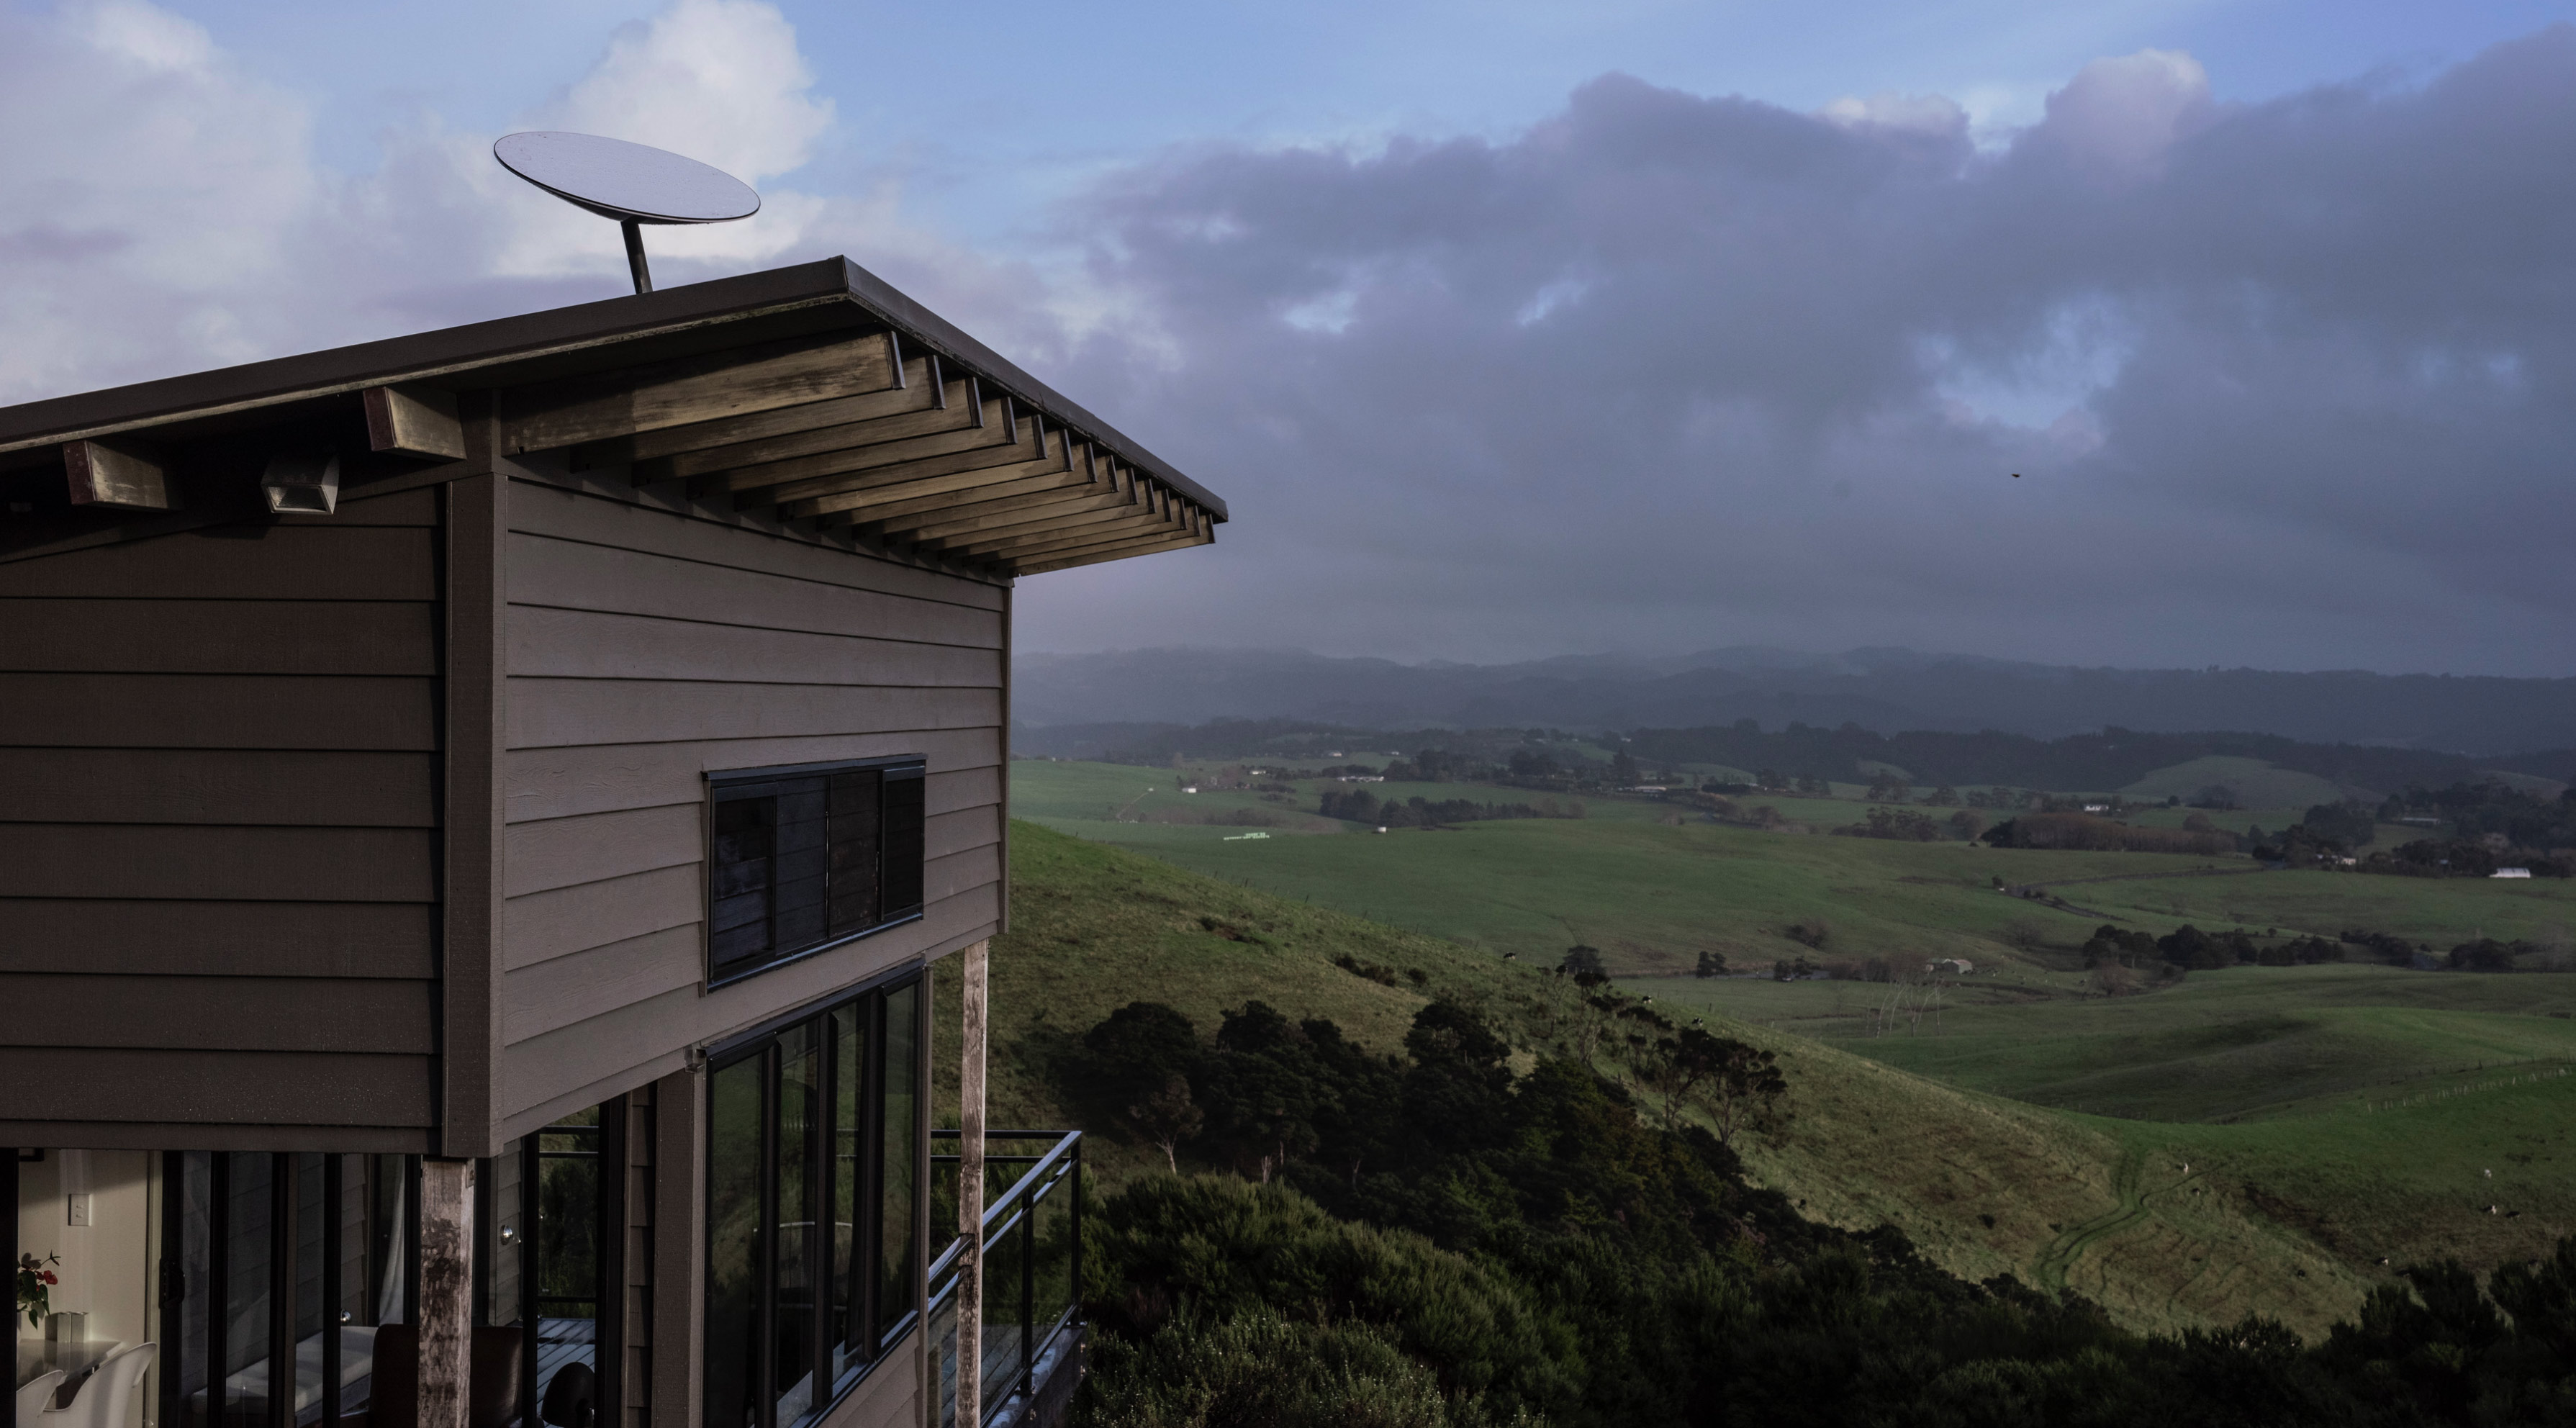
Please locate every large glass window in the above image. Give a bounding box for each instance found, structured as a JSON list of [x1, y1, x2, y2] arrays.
[[707, 759, 928, 987], [159, 1152, 413, 1428], [703, 977, 925, 1428]]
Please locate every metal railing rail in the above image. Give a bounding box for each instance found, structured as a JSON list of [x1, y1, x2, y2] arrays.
[[926, 1129, 1083, 1428]]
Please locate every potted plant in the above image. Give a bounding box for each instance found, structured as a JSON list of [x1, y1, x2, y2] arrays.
[[18, 1252, 60, 1328]]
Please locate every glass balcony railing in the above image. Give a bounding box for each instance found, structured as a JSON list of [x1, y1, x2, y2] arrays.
[[926, 1130, 1083, 1428]]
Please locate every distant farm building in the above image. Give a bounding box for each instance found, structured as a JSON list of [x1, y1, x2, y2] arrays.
[[2494, 867, 2533, 879]]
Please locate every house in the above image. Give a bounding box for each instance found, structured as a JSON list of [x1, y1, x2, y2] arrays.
[[1926, 958, 1974, 975], [0, 258, 1223, 1428], [2493, 868, 2532, 879]]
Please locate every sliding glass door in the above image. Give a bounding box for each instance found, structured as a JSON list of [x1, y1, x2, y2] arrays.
[[703, 977, 923, 1428], [163, 1152, 412, 1428]]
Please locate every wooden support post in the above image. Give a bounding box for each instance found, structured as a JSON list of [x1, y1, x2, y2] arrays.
[[957, 939, 990, 1428], [417, 1159, 476, 1428]]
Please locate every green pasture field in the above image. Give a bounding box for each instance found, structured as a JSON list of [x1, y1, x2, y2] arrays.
[[1011, 759, 2576, 974]]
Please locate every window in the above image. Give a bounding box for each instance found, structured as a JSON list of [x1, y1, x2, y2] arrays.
[[705, 978, 923, 1428], [708, 759, 927, 986]]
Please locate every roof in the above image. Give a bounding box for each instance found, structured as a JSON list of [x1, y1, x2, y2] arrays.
[[0, 256, 1221, 577]]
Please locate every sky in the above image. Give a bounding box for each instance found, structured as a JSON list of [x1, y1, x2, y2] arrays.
[[4, 0, 2575, 674]]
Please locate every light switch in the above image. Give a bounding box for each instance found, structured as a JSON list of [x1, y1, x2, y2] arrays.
[[67, 1193, 91, 1227]]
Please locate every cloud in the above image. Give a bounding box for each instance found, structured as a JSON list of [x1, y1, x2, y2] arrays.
[[3, 3, 2570, 679], [1019, 34, 2576, 676], [0, 0, 1026, 402]]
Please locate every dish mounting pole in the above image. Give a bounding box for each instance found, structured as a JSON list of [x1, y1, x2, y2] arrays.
[[622, 220, 653, 295]]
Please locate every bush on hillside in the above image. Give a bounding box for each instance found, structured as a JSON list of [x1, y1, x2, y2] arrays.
[[1073, 998, 2576, 1426], [1985, 813, 2241, 855]]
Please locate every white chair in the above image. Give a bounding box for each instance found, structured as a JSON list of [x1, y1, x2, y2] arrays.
[[17, 1370, 67, 1423], [43, 1344, 154, 1428]]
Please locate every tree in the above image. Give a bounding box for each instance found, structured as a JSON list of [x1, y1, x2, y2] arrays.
[[1129, 1075, 1204, 1172], [1611, 749, 1641, 785], [1559, 944, 1607, 977], [1640, 1027, 1732, 1130], [1925, 785, 1961, 807], [1999, 920, 2048, 954], [1947, 810, 1988, 841], [1694, 950, 1728, 979], [1198, 1001, 1324, 1180], [1695, 1037, 1789, 1147], [1084, 1001, 1201, 1106]]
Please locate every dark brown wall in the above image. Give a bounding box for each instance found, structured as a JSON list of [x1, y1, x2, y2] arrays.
[[492, 479, 1006, 1143], [0, 487, 442, 1151]]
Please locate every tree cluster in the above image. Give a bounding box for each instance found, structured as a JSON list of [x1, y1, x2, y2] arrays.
[[2382, 779, 2576, 849], [1319, 787, 1582, 826], [1080, 1000, 2576, 1427], [2364, 838, 2571, 879], [1986, 813, 2241, 855], [1832, 807, 1943, 841]]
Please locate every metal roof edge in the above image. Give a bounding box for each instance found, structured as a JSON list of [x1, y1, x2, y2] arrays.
[[0, 257, 1227, 525], [0, 258, 858, 456]]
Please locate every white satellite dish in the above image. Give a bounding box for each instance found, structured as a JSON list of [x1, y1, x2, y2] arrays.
[[494, 132, 761, 294]]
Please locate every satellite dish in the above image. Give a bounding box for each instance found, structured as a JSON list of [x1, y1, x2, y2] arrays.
[[494, 132, 761, 295]]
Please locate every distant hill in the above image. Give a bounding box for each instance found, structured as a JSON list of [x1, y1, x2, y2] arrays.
[[1016, 646, 2576, 756]]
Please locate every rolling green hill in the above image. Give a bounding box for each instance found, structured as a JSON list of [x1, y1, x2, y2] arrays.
[[2118, 754, 2352, 809], [950, 819, 2576, 1341]]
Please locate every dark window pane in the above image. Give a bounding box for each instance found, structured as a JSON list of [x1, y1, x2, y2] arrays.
[[711, 890, 774, 936], [829, 1006, 865, 1379], [774, 846, 827, 885], [533, 1116, 605, 1423], [711, 920, 774, 969], [224, 1151, 273, 1422], [877, 983, 919, 1345], [295, 1154, 326, 1345], [880, 773, 926, 916], [705, 1057, 764, 1428], [826, 770, 885, 934], [775, 1027, 821, 1426], [176, 1154, 212, 1418], [710, 856, 772, 900]]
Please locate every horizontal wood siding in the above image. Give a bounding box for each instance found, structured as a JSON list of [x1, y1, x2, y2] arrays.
[[498, 481, 1008, 1129], [0, 488, 440, 1149]]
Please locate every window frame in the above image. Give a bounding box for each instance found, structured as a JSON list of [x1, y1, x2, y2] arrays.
[[704, 755, 928, 989], [702, 971, 926, 1428]]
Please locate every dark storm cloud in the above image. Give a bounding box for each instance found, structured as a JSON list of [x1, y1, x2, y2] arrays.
[[1022, 32, 2576, 675]]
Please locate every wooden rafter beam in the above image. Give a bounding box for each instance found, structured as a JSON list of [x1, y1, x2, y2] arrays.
[[781, 421, 1069, 519], [954, 497, 1190, 561], [62, 438, 178, 510], [851, 458, 1106, 533], [645, 370, 969, 483], [502, 328, 900, 454], [931, 489, 1163, 556], [363, 384, 467, 460], [726, 391, 1019, 502], [893, 486, 1139, 545], [575, 352, 938, 468], [1011, 522, 1214, 575], [889, 464, 1136, 543]]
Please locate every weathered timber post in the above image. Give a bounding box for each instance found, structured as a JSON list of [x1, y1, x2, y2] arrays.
[[957, 939, 990, 1427], [419, 1158, 476, 1428]]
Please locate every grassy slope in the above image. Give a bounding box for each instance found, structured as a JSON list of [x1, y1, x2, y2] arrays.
[[944, 821, 2576, 1345]]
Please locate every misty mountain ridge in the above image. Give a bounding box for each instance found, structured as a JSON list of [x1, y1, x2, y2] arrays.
[[1014, 646, 2576, 756]]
